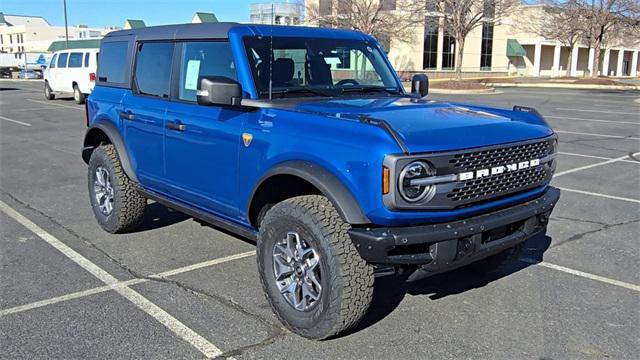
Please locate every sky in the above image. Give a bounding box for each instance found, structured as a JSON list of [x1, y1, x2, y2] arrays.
[[0, 0, 270, 28]]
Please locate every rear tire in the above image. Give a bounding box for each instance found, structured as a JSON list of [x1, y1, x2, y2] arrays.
[[44, 81, 54, 100], [466, 243, 525, 274], [88, 144, 146, 233], [257, 195, 374, 340], [73, 84, 85, 104]]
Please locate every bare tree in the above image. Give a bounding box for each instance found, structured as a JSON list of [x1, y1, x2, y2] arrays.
[[305, 0, 427, 49], [578, 0, 640, 77], [527, 1, 586, 76], [426, 0, 518, 80]]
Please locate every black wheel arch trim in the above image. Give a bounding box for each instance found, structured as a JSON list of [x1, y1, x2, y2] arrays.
[[81, 121, 138, 183], [248, 161, 371, 225]]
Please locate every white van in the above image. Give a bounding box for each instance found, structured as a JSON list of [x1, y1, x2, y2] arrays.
[[44, 48, 99, 104]]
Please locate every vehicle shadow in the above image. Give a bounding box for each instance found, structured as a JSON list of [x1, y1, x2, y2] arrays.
[[346, 233, 552, 336], [135, 202, 191, 232]]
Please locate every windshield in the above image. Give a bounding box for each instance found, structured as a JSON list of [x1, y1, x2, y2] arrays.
[[243, 36, 403, 98]]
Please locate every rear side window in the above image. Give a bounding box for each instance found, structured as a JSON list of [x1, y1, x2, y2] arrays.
[[57, 53, 68, 68], [50, 54, 58, 68], [134, 42, 174, 98], [98, 41, 129, 84], [68, 52, 83, 68], [84, 52, 90, 67], [178, 42, 236, 102]]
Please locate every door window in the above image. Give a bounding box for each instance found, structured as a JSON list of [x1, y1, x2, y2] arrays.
[[177, 42, 236, 102], [49, 54, 58, 69], [57, 53, 68, 68], [68, 52, 83, 68], [134, 42, 174, 98]]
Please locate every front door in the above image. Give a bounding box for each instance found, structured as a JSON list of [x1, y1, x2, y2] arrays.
[[121, 41, 175, 191], [164, 41, 244, 219]]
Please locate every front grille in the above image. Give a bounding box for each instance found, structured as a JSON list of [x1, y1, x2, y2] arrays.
[[448, 166, 547, 202], [449, 141, 551, 172]]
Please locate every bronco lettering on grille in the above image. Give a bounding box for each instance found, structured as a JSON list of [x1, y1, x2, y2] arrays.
[[458, 159, 541, 181]]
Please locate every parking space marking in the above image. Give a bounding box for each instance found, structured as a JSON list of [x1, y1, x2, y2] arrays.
[[0, 115, 32, 127], [555, 130, 640, 141], [521, 259, 640, 292], [557, 187, 640, 204], [0, 251, 256, 318], [547, 115, 639, 125], [556, 108, 639, 116], [554, 152, 640, 177], [2, 107, 74, 113], [558, 151, 640, 164], [26, 99, 84, 110], [0, 200, 224, 358]]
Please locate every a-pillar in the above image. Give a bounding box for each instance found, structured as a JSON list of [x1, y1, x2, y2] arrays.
[[587, 48, 595, 75], [552, 44, 561, 76], [533, 43, 542, 76], [616, 48, 625, 77], [570, 46, 579, 76], [602, 49, 611, 76]]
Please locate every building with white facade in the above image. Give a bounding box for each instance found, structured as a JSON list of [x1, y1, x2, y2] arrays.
[[250, 1, 304, 25]]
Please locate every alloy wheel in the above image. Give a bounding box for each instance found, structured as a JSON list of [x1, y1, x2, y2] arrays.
[[93, 166, 114, 215]]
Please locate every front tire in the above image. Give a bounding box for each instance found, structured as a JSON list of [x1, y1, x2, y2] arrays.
[[44, 81, 54, 100], [257, 195, 374, 340], [73, 84, 85, 104], [88, 144, 146, 233]]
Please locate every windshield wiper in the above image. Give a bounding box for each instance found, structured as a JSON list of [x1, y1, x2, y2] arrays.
[[340, 86, 404, 96], [260, 88, 333, 98]]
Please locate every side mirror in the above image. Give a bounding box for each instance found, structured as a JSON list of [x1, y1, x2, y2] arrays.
[[411, 74, 429, 98], [197, 76, 242, 106]]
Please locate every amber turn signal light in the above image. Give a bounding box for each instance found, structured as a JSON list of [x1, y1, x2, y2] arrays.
[[382, 167, 390, 194]]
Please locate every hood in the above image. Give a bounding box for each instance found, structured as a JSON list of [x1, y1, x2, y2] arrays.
[[279, 97, 554, 154]]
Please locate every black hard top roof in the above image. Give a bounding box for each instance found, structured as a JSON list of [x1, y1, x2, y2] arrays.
[[103, 22, 240, 41]]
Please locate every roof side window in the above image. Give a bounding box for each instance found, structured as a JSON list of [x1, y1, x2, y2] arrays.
[[134, 42, 174, 98], [57, 53, 68, 68], [68, 52, 83, 68], [84, 52, 90, 67], [97, 41, 129, 84], [177, 41, 236, 102], [50, 54, 58, 69]]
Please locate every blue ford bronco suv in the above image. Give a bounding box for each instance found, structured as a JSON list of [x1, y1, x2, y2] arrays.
[[82, 23, 560, 339]]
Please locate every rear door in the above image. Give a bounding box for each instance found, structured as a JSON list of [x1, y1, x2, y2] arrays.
[[120, 41, 175, 191], [163, 41, 244, 218]]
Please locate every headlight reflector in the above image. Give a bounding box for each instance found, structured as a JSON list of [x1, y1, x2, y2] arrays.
[[398, 161, 436, 203]]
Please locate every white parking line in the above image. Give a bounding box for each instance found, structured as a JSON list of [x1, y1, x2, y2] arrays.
[[547, 115, 639, 125], [556, 187, 640, 204], [556, 107, 640, 116], [26, 99, 84, 110], [555, 130, 640, 141], [0, 200, 224, 358], [558, 151, 640, 164], [3, 107, 74, 113], [521, 258, 640, 292], [554, 152, 640, 177], [0, 115, 32, 127], [0, 250, 257, 318]]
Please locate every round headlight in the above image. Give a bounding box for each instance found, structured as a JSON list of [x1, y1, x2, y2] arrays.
[[398, 161, 436, 203]]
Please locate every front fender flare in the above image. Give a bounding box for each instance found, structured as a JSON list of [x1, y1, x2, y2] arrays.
[[81, 121, 138, 183], [249, 161, 370, 225]]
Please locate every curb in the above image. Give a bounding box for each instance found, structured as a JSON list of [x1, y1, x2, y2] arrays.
[[430, 87, 497, 95], [489, 83, 639, 90]]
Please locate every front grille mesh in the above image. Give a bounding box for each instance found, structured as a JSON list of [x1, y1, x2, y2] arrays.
[[446, 140, 553, 204], [449, 141, 551, 172]]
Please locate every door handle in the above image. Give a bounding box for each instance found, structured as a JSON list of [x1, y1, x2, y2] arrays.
[[119, 111, 135, 121], [166, 121, 186, 132]]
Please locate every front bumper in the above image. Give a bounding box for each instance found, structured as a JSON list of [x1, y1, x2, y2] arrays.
[[349, 187, 560, 269]]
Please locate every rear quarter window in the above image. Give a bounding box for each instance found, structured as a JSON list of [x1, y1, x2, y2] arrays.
[[97, 41, 130, 85]]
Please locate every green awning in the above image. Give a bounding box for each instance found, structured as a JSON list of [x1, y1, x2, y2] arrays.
[[194, 12, 218, 23], [47, 39, 102, 52], [506, 39, 526, 57]]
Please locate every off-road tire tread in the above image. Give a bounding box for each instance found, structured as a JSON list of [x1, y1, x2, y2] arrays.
[[257, 195, 374, 340], [90, 144, 146, 233]]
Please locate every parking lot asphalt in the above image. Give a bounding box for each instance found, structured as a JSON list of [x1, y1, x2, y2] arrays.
[[1, 80, 638, 359]]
